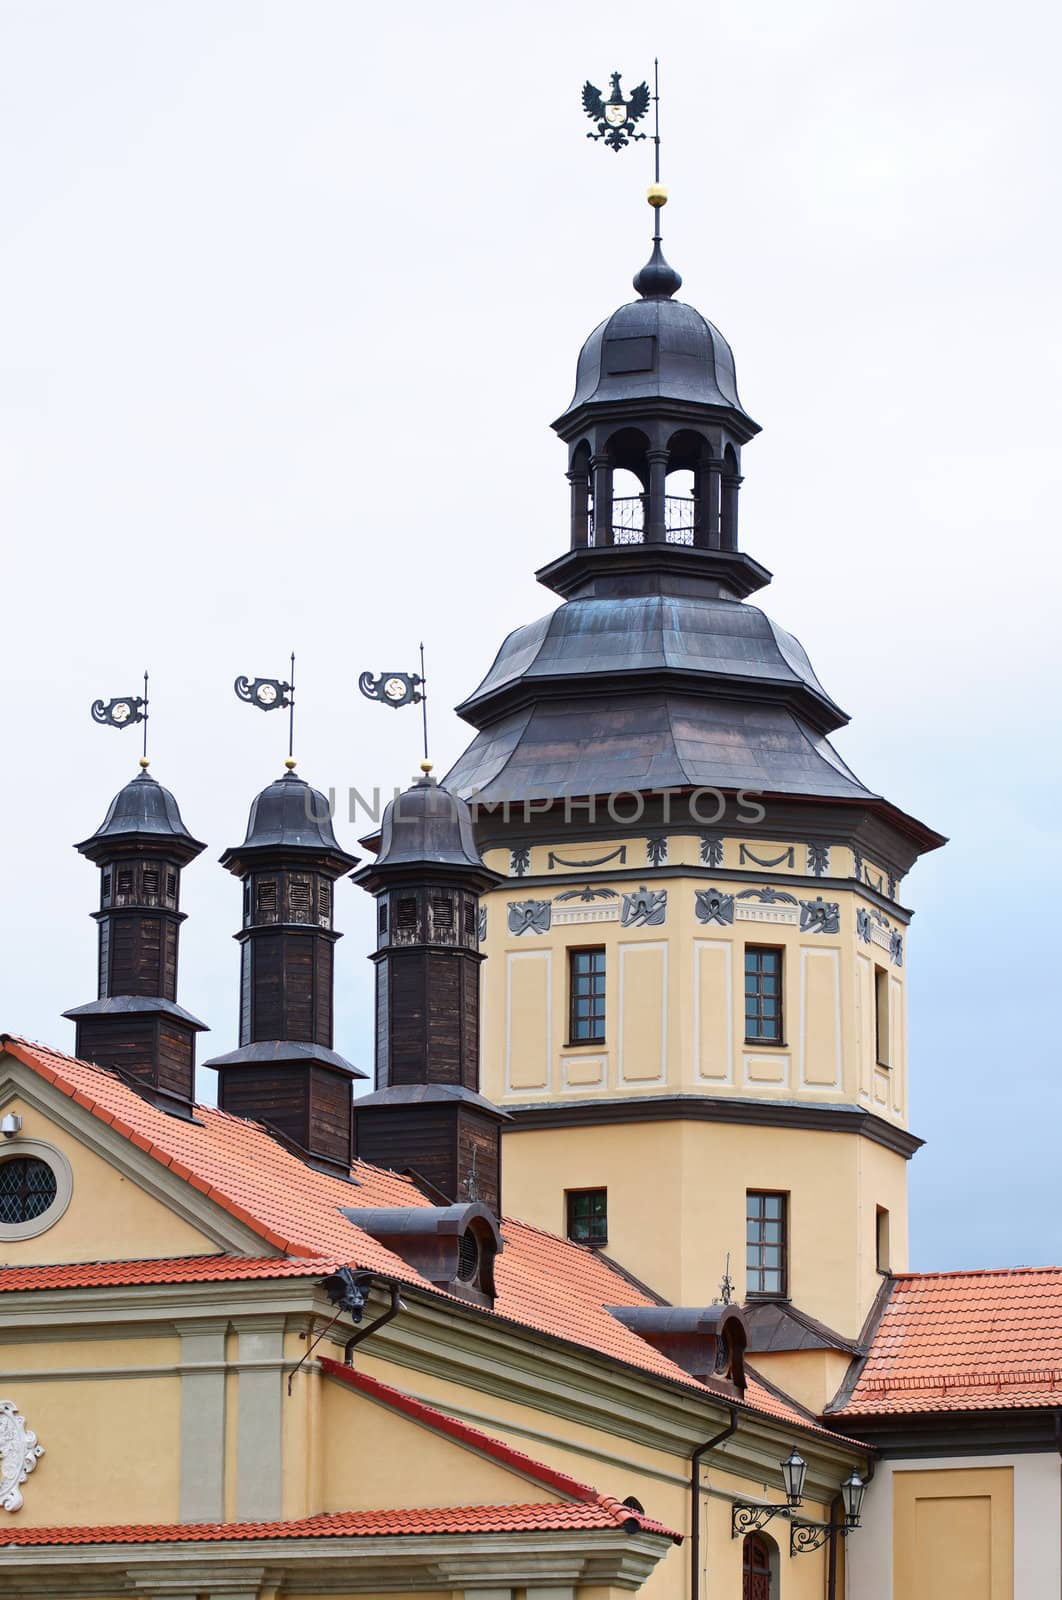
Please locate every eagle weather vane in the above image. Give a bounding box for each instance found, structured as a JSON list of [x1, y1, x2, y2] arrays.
[[582, 70, 651, 152]]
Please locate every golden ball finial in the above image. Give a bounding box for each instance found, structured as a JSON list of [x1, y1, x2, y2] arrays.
[[139, 756, 150, 769], [284, 757, 297, 770], [647, 183, 668, 209], [420, 759, 433, 774]]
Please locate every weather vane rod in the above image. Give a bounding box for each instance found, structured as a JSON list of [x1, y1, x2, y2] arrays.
[[90, 675, 150, 766], [419, 642, 429, 767], [234, 658, 296, 768]]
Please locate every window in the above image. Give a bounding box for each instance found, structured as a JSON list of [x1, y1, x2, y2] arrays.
[[745, 947, 783, 1043], [288, 877, 312, 922], [0, 1157, 57, 1224], [256, 879, 277, 918], [875, 966, 891, 1065], [142, 867, 160, 899], [432, 896, 454, 934], [378, 902, 389, 935], [746, 1191, 787, 1297], [742, 1532, 773, 1600], [397, 897, 418, 933], [876, 1206, 891, 1273], [165, 870, 178, 902], [567, 1188, 607, 1245], [568, 947, 606, 1043]]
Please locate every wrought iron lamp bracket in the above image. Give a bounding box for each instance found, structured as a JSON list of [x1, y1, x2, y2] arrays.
[[789, 1518, 853, 1556], [731, 1502, 793, 1539]]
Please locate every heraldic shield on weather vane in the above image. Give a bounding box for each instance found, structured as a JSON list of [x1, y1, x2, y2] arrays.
[[582, 71, 651, 151]]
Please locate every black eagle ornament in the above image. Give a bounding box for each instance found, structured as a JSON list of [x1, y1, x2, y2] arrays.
[[582, 71, 650, 151]]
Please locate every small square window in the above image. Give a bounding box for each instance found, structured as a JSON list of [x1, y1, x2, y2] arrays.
[[746, 1190, 788, 1297], [567, 1188, 607, 1245]]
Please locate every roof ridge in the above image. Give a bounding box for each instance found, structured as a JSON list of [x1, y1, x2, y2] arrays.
[[893, 1266, 1062, 1280]]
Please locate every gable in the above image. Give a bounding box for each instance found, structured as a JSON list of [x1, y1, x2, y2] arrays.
[[319, 1369, 566, 1514], [0, 1053, 267, 1263]]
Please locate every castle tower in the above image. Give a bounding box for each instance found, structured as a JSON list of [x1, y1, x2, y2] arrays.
[[353, 773, 507, 1212], [445, 199, 945, 1346], [204, 769, 365, 1176], [65, 766, 207, 1118]]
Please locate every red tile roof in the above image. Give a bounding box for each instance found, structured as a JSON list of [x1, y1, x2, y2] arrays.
[[1, 1035, 857, 1445], [0, 1502, 673, 1547], [0, 1255, 339, 1292], [834, 1268, 1062, 1415]]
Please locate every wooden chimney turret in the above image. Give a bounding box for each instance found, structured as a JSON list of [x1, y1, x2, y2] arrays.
[[204, 770, 366, 1176], [64, 768, 208, 1118], [352, 774, 507, 1211]]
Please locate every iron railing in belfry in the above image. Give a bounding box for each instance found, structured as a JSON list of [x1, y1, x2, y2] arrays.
[[589, 495, 696, 546]]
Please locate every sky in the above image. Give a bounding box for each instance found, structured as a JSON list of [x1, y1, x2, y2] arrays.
[[1, 0, 1059, 1272]]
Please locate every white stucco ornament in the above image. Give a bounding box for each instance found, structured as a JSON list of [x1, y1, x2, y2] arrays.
[[0, 1400, 44, 1512]]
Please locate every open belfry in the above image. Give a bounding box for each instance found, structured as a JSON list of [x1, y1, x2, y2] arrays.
[[1, 85, 1059, 1600]]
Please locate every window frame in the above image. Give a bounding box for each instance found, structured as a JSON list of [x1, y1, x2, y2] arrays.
[[745, 1189, 789, 1300], [0, 1139, 73, 1242], [874, 964, 891, 1067], [744, 945, 785, 1046], [566, 1186, 608, 1246], [567, 945, 607, 1047]]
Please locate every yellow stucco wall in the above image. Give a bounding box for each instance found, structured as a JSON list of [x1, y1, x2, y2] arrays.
[[501, 1118, 907, 1338], [482, 841, 908, 1118], [0, 1094, 217, 1263], [893, 1467, 1014, 1600]]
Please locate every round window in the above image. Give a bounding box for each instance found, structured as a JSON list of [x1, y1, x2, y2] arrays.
[[0, 1140, 72, 1240], [0, 1157, 57, 1223]]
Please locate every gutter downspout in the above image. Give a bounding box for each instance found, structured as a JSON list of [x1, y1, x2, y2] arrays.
[[344, 1281, 404, 1361], [691, 1408, 739, 1600]]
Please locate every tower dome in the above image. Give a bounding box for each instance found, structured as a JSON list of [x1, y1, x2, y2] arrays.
[[76, 769, 203, 865], [229, 770, 349, 864]]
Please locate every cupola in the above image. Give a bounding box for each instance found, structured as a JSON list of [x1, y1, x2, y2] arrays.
[[204, 768, 366, 1176], [65, 766, 207, 1119], [352, 773, 508, 1210], [544, 189, 768, 606]]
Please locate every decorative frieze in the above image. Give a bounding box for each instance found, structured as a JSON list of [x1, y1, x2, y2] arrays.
[[547, 846, 627, 870], [799, 897, 840, 935], [694, 888, 734, 926], [739, 844, 795, 869], [556, 885, 619, 903], [507, 900, 551, 936], [477, 905, 487, 943], [645, 833, 668, 866], [700, 833, 725, 867], [620, 886, 668, 928], [735, 904, 800, 926], [0, 1401, 43, 1513], [554, 905, 621, 926], [510, 846, 530, 877], [807, 843, 831, 877]]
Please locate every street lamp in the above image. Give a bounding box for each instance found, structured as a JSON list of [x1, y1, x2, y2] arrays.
[[789, 1470, 868, 1555], [731, 1452, 806, 1538]]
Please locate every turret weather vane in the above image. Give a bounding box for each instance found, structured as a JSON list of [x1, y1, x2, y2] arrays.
[[359, 643, 432, 771], [582, 71, 650, 151], [234, 652, 298, 769], [91, 671, 151, 767]]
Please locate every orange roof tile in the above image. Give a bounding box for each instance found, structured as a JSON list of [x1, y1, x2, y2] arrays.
[[0, 1502, 675, 1547], [835, 1268, 1062, 1415], [0, 1255, 338, 1292], [1, 1035, 857, 1445]]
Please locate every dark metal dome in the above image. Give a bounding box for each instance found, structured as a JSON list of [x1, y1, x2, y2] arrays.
[[373, 777, 484, 872], [556, 294, 757, 429], [76, 770, 204, 864], [221, 771, 356, 874]]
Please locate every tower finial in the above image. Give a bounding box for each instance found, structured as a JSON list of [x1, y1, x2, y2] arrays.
[[633, 61, 682, 299]]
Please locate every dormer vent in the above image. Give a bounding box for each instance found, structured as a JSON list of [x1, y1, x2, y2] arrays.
[[606, 1304, 748, 1397], [342, 1203, 503, 1308]]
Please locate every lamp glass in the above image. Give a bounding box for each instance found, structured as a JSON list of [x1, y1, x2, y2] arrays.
[[841, 1470, 866, 1525], [781, 1448, 807, 1506]]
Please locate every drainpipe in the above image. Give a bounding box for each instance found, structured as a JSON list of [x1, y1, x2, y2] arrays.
[[343, 1281, 404, 1361], [691, 1408, 739, 1600]]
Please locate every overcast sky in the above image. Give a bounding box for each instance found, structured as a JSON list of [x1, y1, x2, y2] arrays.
[[2, 0, 1059, 1272]]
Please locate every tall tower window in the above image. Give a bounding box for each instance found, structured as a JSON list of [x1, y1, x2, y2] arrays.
[[876, 1206, 891, 1273], [745, 947, 783, 1043], [568, 947, 606, 1043], [875, 966, 891, 1065], [567, 1188, 608, 1245], [746, 1191, 788, 1298]]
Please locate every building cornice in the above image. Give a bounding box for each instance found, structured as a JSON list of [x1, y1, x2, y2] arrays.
[[500, 1094, 923, 1159]]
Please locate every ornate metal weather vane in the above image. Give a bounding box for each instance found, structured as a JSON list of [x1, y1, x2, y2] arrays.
[[91, 671, 151, 768], [234, 653, 297, 769], [582, 70, 650, 152], [359, 643, 431, 770]]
